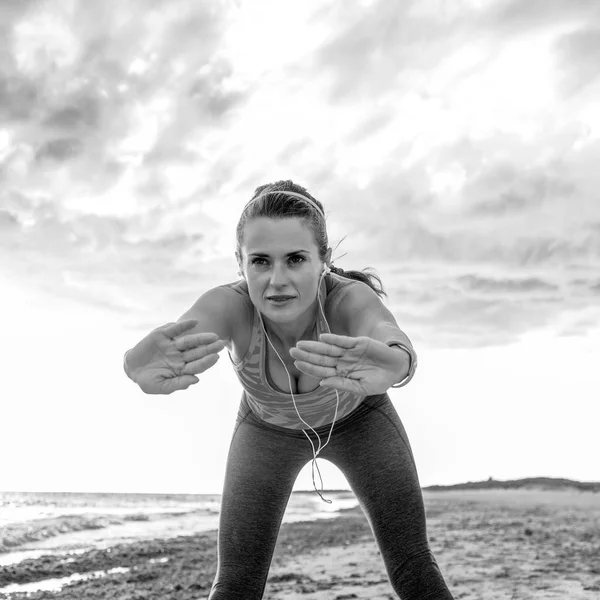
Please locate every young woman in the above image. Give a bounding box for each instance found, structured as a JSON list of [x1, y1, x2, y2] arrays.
[[124, 180, 455, 599]]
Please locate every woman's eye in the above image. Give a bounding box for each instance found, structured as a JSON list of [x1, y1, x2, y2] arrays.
[[250, 256, 305, 266]]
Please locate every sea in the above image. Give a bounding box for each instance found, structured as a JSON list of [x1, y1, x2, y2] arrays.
[[0, 490, 358, 581]]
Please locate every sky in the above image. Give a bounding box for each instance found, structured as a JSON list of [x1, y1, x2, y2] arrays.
[[1, 0, 599, 495]]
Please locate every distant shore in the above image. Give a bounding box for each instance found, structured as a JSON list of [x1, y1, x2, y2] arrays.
[[1, 487, 599, 600], [421, 476, 600, 493], [293, 476, 600, 494]]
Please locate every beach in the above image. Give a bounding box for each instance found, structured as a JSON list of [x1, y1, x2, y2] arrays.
[[1, 488, 599, 599]]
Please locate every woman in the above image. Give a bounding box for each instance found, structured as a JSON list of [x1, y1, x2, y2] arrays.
[[124, 180, 455, 599]]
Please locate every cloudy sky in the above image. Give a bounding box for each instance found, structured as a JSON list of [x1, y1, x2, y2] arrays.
[[1, 0, 599, 494]]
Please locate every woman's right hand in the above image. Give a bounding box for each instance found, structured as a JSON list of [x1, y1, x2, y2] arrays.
[[125, 319, 226, 395]]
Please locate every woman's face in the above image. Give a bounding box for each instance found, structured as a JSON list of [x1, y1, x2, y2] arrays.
[[240, 217, 324, 324]]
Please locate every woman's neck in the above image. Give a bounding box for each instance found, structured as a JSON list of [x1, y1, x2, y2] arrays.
[[262, 304, 319, 349]]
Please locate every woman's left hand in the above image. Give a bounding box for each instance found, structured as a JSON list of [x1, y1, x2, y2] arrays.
[[289, 333, 410, 396]]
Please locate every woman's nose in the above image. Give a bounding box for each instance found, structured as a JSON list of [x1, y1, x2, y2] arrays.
[[270, 262, 288, 284]]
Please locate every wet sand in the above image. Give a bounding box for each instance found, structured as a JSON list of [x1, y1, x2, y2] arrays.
[[1, 489, 599, 599]]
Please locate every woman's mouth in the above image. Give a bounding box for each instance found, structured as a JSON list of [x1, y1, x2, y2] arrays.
[[267, 296, 295, 306]]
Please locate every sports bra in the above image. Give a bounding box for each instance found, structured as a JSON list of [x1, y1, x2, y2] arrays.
[[223, 272, 367, 430]]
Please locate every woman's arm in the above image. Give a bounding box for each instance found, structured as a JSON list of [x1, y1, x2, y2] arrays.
[[174, 285, 240, 347], [339, 282, 418, 387], [123, 285, 240, 394]]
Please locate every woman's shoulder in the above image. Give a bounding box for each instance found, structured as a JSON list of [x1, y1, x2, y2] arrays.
[[192, 279, 251, 312], [217, 278, 251, 300], [214, 279, 254, 321], [215, 280, 254, 355], [178, 280, 253, 350], [327, 274, 382, 328], [326, 272, 371, 310], [325, 273, 373, 334]]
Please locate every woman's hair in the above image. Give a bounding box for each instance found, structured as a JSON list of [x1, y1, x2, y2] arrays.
[[235, 179, 387, 299]]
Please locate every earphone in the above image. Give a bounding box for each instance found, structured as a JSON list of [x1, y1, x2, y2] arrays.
[[240, 263, 339, 503]]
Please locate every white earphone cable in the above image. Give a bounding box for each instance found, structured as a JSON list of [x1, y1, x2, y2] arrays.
[[258, 266, 340, 504]]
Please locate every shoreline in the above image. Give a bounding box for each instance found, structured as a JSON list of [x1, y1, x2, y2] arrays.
[[0, 505, 372, 599], [1, 490, 599, 599]]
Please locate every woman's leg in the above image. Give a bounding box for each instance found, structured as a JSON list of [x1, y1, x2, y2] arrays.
[[324, 394, 455, 600], [208, 400, 309, 600]]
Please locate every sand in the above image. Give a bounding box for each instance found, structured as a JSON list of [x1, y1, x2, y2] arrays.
[[1, 489, 598, 599]]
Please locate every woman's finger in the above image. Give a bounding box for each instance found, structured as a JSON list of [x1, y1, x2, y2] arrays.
[[294, 340, 345, 357], [288, 347, 337, 367], [181, 339, 224, 363], [318, 333, 358, 348], [182, 353, 221, 375], [177, 333, 224, 352], [162, 319, 199, 339], [293, 360, 336, 379]]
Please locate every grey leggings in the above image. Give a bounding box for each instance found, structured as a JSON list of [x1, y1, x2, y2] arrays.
[[208, 393, 454, 600]]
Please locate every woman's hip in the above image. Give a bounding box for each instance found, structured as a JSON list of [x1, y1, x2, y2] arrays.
[[235, 391, 393, 439]]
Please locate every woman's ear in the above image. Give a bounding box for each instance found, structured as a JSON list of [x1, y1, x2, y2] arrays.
[[236, 254, 244, 278]]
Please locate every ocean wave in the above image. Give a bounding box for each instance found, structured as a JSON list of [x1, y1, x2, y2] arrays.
[[0, 509, 216, 552]]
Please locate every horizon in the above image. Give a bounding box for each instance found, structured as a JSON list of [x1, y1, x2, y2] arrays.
[[3, 475, 599, 497]]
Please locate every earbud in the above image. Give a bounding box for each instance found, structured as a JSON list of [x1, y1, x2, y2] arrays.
[[322, 264, 331, 276]]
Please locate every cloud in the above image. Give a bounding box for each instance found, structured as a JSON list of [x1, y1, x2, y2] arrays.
[[485, 0, 600, 35], [0, 74, 39, 122], [43, 94, 101, 131], [321, 126, 599, 349], [457, 275, 558, 295], [0, 189, 214, 321], [2, 0, 599, 354], [35, 138, 85, 162], [345, 110, 396, 145], [432, 297, 555, 346], [276, 139, 313, 164], [0, 0, 250, 323], [554, 27, 600, 97], [383, 264, 598, 349], [312, 1, 456, 102], [307, 0, 598, 110], [0, 209, 20, 232], [320, 131, 599, 270], [1, 0, 241, 208], [388, 287, 559, 350], [187, 60, 246, 120], [463, 162, 577, 216]]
